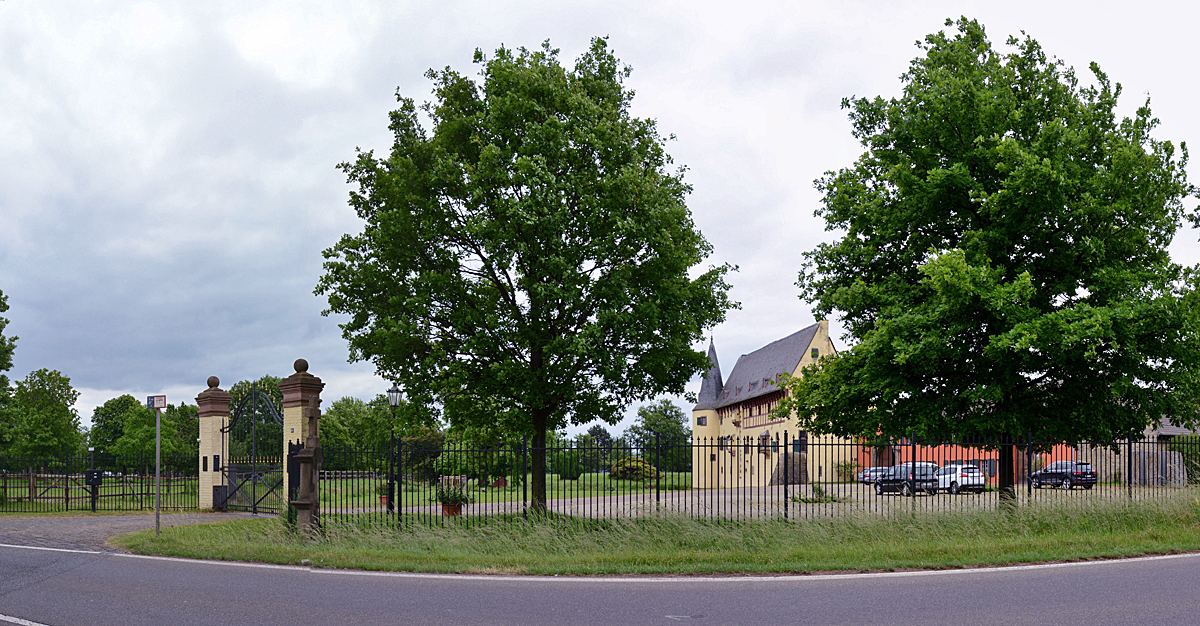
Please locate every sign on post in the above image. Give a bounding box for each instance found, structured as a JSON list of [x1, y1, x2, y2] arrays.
[[146, 395, 166, 536]]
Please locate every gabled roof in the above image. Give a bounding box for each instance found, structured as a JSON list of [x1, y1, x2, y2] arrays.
[[715, 323, 820, 410], [694, 340, 723, 410], [1156, 419, 1198, 437]]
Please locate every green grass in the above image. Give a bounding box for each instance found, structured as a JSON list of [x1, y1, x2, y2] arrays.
[[111, 493, 1200, 575]]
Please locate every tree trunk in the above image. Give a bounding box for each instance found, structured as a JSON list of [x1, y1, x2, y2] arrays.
[[530, 410, 548, 513], [998, 436, 1016, 508]]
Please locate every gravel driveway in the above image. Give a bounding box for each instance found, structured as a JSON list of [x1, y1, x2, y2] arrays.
[[0, 512, 260, 552]]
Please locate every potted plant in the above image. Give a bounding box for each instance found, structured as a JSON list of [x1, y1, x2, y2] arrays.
[[435, 483, 471, 516]]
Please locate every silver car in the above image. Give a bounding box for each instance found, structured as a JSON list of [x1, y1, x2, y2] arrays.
[[936, 464, 985, 494]]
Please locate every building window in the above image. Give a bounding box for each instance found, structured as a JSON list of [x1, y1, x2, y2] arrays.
[[696, 416, 707, 426], [792, 431, 809, 454], [811, 348, 819, 359]]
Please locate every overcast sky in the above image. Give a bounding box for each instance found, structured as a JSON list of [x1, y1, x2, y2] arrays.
[[2, 1, 1197, 437]]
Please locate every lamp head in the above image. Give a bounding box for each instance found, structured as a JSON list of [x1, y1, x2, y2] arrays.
[[387, 383, 403, 408]]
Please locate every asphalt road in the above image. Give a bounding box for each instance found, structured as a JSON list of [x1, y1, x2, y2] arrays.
[[2, 545, 1199, 626]]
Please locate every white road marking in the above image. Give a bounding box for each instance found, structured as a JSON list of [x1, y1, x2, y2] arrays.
[[0, 613, 51, 626], [1, 541, 1197, 583], [0, 544, 100, 555]]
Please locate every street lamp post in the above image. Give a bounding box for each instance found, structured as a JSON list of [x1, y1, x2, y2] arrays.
[[386, 383, 403, 514]]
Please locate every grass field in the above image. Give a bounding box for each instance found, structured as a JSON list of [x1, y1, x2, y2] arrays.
[[112, 491, 1200, 575]]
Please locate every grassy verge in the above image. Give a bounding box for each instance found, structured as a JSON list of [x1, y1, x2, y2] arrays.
[[111, 494, 1200, 575]]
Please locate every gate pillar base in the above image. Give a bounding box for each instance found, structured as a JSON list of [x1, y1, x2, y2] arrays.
[[290, 440, 320, 535]]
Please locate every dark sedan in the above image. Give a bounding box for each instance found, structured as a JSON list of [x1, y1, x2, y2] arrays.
[[874, 466, 939, 496], [1031, 460, 1097, 490], [857, 467, 889, 484]]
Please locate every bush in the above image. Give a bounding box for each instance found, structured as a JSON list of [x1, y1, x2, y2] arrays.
[[1169, 436, 1200, 485], [435, 483, 472, 505], [610, 458, 659, 481], [835, 460, 860, 482]]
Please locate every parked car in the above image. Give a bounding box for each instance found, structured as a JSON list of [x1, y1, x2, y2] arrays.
[[935, 464, 985, 494], [857, 467, 889, 484], [897, 461, 941, 476], [1031, 461, 1097, 490], [875, 465, 939, 496]]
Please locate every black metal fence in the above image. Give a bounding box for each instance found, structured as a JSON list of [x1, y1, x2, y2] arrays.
[[315, 433, 1200, 526], [9, 434, 1187, 520], [0, 453, 199, 513]]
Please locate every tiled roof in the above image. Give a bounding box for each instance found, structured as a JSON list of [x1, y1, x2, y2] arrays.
[[694, 340, 723, 410], [1156, 419, 1198, 437], [715, 323, 820, 410]]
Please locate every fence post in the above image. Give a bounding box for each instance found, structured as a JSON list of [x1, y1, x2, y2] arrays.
[[387, 428, 396, 515], [396, 437, 404, 530], [1127, 431, 1134, 500], [783, 431, 789, 520], [655, 434, 661, 511], [522, 436, 528, 520], [1027, 431, 1032, 498]]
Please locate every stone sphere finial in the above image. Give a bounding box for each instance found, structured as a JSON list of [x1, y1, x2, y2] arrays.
[[294, 359, 309, 373], [207, 376, 219, 389]]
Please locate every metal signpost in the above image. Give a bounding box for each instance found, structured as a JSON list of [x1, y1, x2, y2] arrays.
[[147, 395, 166, 537]]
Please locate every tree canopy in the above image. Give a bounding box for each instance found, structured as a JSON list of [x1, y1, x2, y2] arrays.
[[0, 288, 15, 399], [90, 394, 143, 452], [317, 38, 735, 508], [92, 395, 197, 460], [788, 18, 1200, 445], [6, 369, 83, 458], [626, 399, 691, 472], [0, 288, 15, 451]]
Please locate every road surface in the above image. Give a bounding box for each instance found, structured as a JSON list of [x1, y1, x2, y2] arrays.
[[2, 542, 1198, 625]]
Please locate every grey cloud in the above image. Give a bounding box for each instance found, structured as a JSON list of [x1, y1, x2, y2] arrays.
[[0, 0, 1195, 430]]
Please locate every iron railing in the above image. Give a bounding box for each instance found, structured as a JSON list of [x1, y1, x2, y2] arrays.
[[0, 453, 199, 513], [314, 434, 1200, 526]]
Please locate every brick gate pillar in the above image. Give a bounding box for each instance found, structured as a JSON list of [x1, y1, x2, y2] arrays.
[[280, 359, 324, 458], [196, 376, 231, 510], [280, 359, 323, 533]]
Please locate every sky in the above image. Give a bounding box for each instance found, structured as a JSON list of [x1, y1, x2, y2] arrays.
[[2, 1, 1198, 437]]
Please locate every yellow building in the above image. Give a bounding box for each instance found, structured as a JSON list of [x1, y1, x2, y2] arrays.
[[691, 320, 851, 488]]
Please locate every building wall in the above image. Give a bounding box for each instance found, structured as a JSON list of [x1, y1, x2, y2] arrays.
[[692, 321, 853, 488]]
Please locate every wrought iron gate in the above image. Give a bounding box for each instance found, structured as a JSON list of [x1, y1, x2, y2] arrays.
[[219, 383, 285, 514]]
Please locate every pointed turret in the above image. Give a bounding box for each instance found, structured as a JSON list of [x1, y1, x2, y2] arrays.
[[694, 338, 723, 410]]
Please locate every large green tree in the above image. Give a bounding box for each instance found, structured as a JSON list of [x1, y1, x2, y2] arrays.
[[90, 394, 143, 452], [0, 289, 16, 452], [317, 38, 735, 509], [786, 18, 1200, 496], [626, 399, 691, 472], [109, 401, 187, 460], [0, 289, 15, 400], [7, 369, 84, 459]]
